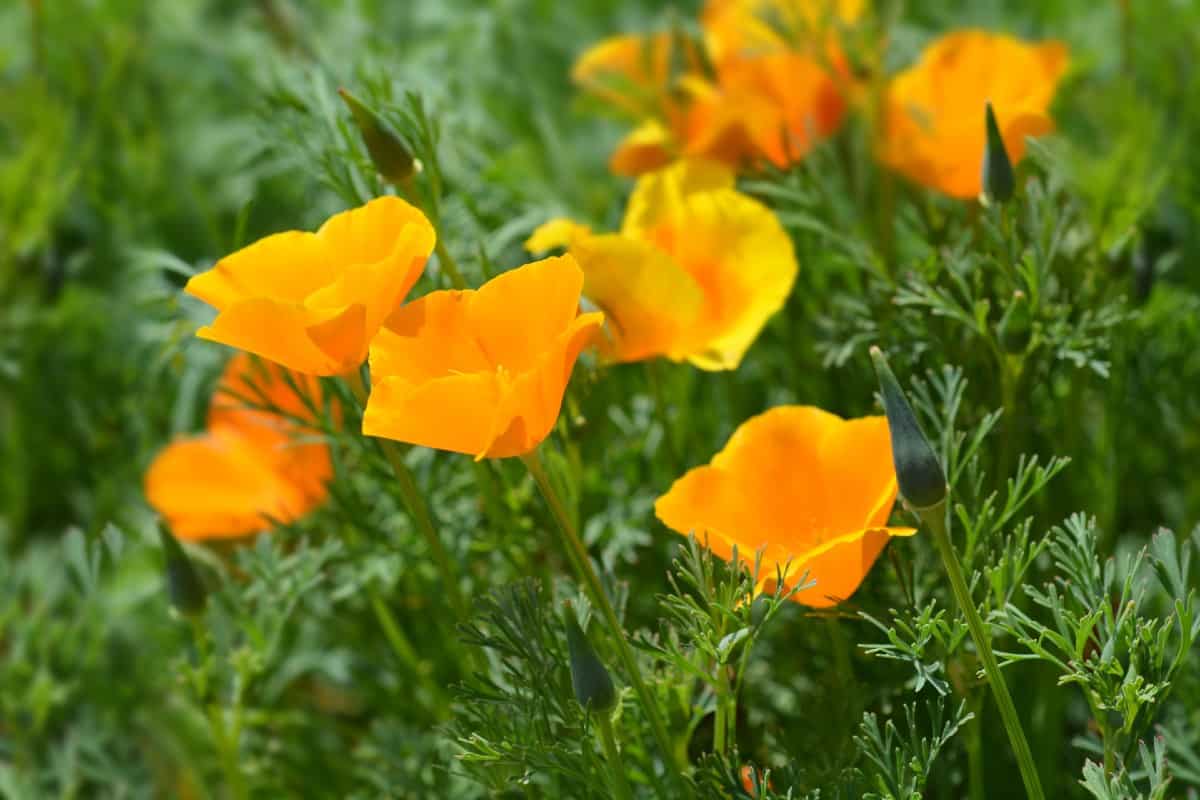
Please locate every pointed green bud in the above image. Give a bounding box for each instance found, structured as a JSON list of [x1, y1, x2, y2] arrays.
[[869, 347, 947, 511], [564, 610, 617, 715], [337, 88, 417, 185], [980, 101, 1015, 206], [158, 522, 207, 616], [997, 290, 1034, 354]]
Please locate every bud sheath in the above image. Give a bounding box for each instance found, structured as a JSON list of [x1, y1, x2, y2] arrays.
[[869, 347, 948, 510]]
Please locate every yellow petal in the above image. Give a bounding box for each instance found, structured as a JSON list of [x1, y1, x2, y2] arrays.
[[622, 159, 737, 235], [570, 233, 704, 363], [185, 231, 334, 309], [609, 120, 677, 177], [525, 218, 594, 254], [196, 298, 357, 375]]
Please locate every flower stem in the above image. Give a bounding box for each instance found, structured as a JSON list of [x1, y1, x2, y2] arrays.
[[368, 589, 450, 714], [921, 504, 1045, 800], [345, 370, 468, 620], [521, 447, 685, 790], [596, 713, 635, 800], [435, 239, 466, 290]]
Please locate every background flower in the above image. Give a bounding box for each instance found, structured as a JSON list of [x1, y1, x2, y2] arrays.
[[144, 354, 333, 540], [655, 405, 914, 607], [527, 159, 797, 370], [879, 30, 1069, 198]]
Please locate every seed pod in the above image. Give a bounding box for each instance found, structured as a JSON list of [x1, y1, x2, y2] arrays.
[[338, 88, 417, 185], [980, 101, 1015, 206], [869, 347, 947, 511], [564, 611, 617, 714], [998, 290, 1034, 354], [158, 522, 207, 616]]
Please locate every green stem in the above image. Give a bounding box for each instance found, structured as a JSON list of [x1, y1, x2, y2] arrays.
[[345, 371, 468, 620], [435, 239, 466, 290], [922, 505, 1045, 800], [967, 693, 985, 800], [522, 447, 685, 790], [189, 620, 248, 800], [713, 666, 735, 757], [645, 362, 680, 474], [596, 713, 635, 800], [368, 589, 450, 713]]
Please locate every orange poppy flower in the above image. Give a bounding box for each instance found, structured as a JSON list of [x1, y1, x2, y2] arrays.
[[580, 1, 860, 175], [145, 354, 333, 541], [362, 256, 603, 459], [655, 406, 915, 607], [879, 30, 1069, 199], [526, 159, 797, 371], [185, 196, 436, 376]]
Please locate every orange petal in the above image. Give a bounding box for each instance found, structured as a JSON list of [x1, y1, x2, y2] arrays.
[[372, 290, 492, 383], [787, 526, 914, 608], [816, 415, 901, 532], [483, 311, 604, 458], [467, 256, 587, 373], [144, 430, 321, 541], [609, 121, 677, 177], [196, 298, 358, 375], [185, 231, 335, 309], [362, 371, 505, 457]]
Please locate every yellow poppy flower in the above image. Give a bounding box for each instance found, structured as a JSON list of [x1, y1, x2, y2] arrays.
[[879, 30, 1069, 199], [186, 196, 436, 375], [145, 354, 333, 541], [527, 160, 797, 371], [363, 256, 603, 459], [655, 406, 915, 607]]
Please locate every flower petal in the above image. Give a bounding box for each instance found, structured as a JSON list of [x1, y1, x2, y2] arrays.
[[525, 218, 594, 254], [467, 255, 587, 373], [372, 290, 492, 383], [570, 233, 704, 363], [483, 311, 604, 458], [362, 371, 504, 457], [185, 231, 335, 309], [196, 298, 358, 376]]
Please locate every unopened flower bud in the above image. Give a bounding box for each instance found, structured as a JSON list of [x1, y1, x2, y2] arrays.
[[565, 610, 617, 714], [870, 347, 947, 511], [980, 101, 1015, 206], [997, 290, 1034, 354], [338, 88, 417, 185], [158, 522, 207, 616]]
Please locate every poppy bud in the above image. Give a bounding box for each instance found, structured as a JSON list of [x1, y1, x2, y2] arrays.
[[564, 611, 618, 714], [980, 101, 1015, 206], [337, 88, 417, 185], [869, 347, 947, 511], [997, 290, 1033, 353], [158, 522, 207, 616]]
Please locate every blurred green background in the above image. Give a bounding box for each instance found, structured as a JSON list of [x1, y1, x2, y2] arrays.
[[2, 0, 1199, 797]]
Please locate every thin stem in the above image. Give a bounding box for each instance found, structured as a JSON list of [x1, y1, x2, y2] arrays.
[[713, 666, 735, 757], [368, 590, 450, 714], [521, 447, 685, 790], [645, 361, 680, 474], [344, 370, 468, 620], [921, 504, 1045, 800], [189, 619, 248, 800], [596, 714, 635, 800], [434, 239, 467, 290]]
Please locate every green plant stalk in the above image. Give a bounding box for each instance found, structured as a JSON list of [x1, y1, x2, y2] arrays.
[[596, 713, 635, 800], [922, 504, 1045, 800], [189, 619, 248, 800], [434, 238, 467, 290], [368, 590, 450, 713], [344, 371, 468, 619], [712, 665, 735, 757], [522, 447, 685, 790]]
